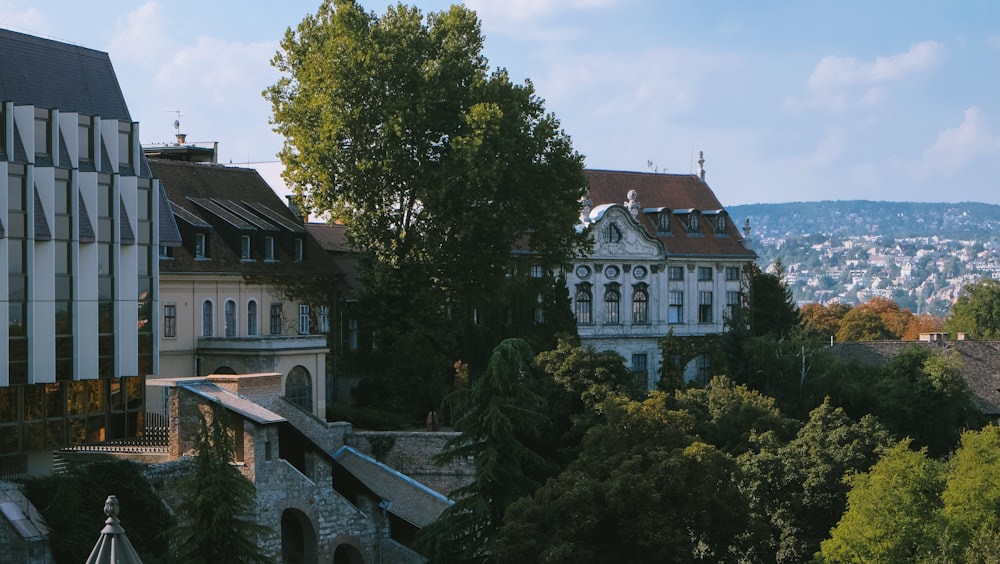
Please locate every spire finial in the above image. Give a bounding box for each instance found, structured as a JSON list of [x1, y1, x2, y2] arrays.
[[697, 151, 705, 182]]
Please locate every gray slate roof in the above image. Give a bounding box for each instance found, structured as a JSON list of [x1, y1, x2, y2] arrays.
[[0, 28, 131, 120], [333, 445, 451, 528]]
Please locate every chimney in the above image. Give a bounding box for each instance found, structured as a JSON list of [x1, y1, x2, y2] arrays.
[[286, 195, 308, 223], [697, 151, 705, 182], [740, 218, 752, 249], [175, 132, 187, 145]]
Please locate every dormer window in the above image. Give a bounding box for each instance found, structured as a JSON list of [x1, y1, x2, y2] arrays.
[[714, 213, 728, 234], [265, 236, 275, 261], [241, 235, 252, 260], [604, 223, 622, 243], [195, 232, 207, 259], [294, 237, 305, 261], [687, 213, 700, 233], [658, 211, 671, 233]]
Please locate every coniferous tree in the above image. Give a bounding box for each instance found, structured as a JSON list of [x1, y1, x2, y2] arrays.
[[414, 338, 550, 563], [170, 403, 272, 563]]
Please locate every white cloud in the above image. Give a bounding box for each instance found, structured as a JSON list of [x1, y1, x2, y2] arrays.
[[919, 107, 1000, 172], [466, 0, 620, 24], [785, 41, 945, 113], [0, 3, 49, 36], [107, 1, 171, 63]]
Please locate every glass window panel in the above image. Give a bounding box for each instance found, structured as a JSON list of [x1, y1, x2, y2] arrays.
[[55, 215, 71, 240], [88, 380, 105, 413], [8, 275, 26, 302], [0, 388, 17, 422], [7, 212, 25, 239], [24, 423, 44, 451], [24, 386, 44, 420], [0, 425, 18, 454], [66, 382, 86, 416]]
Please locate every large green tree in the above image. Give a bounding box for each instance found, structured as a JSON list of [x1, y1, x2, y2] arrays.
[[266, 0, 588, 391], [414, 338, 551, 563], [945, 278, 1000, 339]]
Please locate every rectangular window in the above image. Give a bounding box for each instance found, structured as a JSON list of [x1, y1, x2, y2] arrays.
[[632, 353, 648, 385], [241, 235, 251, 260], [294, 238, 304, 261], [34, 107, 51, 157], [727, 291, 741, 318], [669, 291, 684, 324], [78, 115, 93, 164], [699, 291, 713, 323], [265, 236, 275, 261], [348, 319, 359, 351], [194, 233, 207, 259], [725, 266, 740, 281], [159, 245, 170, 259], [118, 121, 133, 168], [298, 304, 310, 334], [530, 264, 544, 278], [668, 266, 684, 281], [319, 305, 330, 333], [163, 304, 177, 338], [698, 266, 713, 281], [270, 303, 283, 335]]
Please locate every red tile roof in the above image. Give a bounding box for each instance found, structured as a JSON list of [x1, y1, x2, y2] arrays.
[[585, 169, 756, 259]]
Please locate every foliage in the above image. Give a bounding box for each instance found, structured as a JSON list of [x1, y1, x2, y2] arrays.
[[668, 375, 798, 457], [266, 0, 588, 408], [738, 400, 893, 563], [657, 330, 726, 391], [746, 262, 800, 338], [170, 404, 272, 564], [22, 460, 175, 564], [945, 278, 1000, 339], [414, 338, 551, 563], [937, 425, 1000, 561], [800, 302, 851, 339], [835, 306, 896, 341], [818, 440, 945, 563], [496, 393, 748, 563]]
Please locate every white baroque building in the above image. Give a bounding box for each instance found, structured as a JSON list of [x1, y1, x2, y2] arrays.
[[568, 162, 756, 388]]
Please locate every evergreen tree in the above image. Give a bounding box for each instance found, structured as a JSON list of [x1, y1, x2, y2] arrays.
[[170, 403, 272, 563], [414, 338, 550, 563]]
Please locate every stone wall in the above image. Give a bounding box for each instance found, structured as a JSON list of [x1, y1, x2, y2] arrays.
[[347, 431, 474, 497]]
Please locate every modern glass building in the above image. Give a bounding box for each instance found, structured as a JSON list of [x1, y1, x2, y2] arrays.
[[0, 28, 170, 476]]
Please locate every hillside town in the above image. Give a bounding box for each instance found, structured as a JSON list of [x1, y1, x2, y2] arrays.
[[733, 201, 1000, 315]]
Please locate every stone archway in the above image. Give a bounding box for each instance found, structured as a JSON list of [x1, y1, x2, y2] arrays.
[[333, 543, 365, 564], [281, 508, 318, 564], [213, 365, 237, 375]]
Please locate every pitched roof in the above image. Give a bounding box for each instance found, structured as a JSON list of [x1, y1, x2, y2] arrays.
[[830, 339, 1000, 416], [150, 159, 340, 277], [585, 169, 756, 259], [179, 380, 286, 425], [306, 223, 360, 299], [0, 28, 131, 120], [333, 445, 451, 528]]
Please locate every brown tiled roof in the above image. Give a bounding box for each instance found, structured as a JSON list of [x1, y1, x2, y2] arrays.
[[150, 159, 340, 278], [830, 339, 1000, 416], [333, 445, 451, 528], [585, 169, 756, 259]]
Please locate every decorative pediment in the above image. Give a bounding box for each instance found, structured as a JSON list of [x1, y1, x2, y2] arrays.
[[589, 206, 663, 259]]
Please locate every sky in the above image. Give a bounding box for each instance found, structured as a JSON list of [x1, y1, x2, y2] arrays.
[[2, 0, 999, 206]]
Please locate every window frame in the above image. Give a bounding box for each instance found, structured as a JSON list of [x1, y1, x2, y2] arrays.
[[668, 266, 684, 281], [201, 299, 214, 337], [247, 300, 258, 336], [194, 232, 207, 259], [632, 285, 649, 324], [240, 235, 252, 261], [604, 285, 621, 324], [725, 266, 740, 281], [224, 299, 237, 338], [163, 304, 177, 338], [298, 304, 310, 335], [698, 291, 713, 323], [669, 290, 684, 324], [575, 284, 593, 325], [270, 303, 283, 335], [698, 266, 713, 281]]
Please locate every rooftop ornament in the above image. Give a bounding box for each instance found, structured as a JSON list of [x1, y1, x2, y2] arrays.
[[85, 495, 144, 564]]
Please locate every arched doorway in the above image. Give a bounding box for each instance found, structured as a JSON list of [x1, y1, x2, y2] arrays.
[[285, 365, 312, 412], [333, 543, 364, 564], [213, 365, 237, 375], [281, 508, 317, 564]]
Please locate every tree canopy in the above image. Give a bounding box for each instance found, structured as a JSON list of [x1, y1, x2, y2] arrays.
[[266, 0, 587, 383], [945, 278, 1000, 339]]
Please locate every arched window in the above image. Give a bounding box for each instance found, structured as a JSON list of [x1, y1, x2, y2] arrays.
[[574, 284, 592, 325], [224, 299, 237, 337], [201, 300, 214, 337], [285, 366, 312, 412], [632, 285, 649, 324], [658, 210, 671, 233], [247, 300, 258, 336], [604, 285, 620, 324]]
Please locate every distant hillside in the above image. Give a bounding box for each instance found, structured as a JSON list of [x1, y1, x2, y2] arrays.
[[728, 201, 1000, 240], [724, 201, 1000, 314]]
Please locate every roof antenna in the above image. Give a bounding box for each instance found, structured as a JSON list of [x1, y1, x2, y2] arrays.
[[165, 110, 184, 144]]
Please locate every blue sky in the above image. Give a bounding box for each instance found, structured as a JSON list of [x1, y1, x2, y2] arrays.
[[3, 0, 999, 206]]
